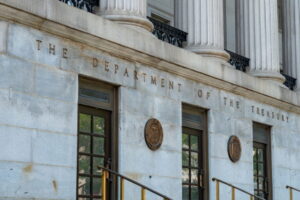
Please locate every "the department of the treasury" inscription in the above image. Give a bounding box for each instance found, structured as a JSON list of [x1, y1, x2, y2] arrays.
[[33, 39, 289, 123]]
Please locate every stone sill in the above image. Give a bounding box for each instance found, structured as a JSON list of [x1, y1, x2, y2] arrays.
[[0, 0, 299, 113]]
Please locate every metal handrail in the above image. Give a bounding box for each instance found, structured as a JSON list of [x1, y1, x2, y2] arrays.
[[212, 178, 266, 200], [286, 185, 300, 200], [98, 166, 172, 200]]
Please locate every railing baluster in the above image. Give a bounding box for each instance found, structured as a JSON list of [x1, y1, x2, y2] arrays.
[[121, 177, 124, 200], [250, 195, 254, 200], [102, 170, 107, 200], [232, 187, 235, 200], [216, 180, 220, 200], [289, 187, 293, 200], [141, 187, 146, 200]]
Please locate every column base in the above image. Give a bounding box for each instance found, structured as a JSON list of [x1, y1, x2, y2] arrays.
[[101, 14, 154, 33], [248, 71, 286, 85], [185, 46, 230, 61]]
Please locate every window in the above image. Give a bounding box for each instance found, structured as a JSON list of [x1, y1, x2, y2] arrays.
[[253, 123, 272, 200], [182, 105, 208, 200], [77, 78, 117, 200]]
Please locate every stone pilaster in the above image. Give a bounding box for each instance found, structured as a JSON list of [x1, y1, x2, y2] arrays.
[[237, 0, 285, 84], [99, 0, 153, 32], [282, 0, 300, 91], [175, 0, 229, 61]]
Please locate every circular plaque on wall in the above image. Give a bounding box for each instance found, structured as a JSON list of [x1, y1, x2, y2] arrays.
[[144, 118, 163, 151], [228, 136, 242, 163]]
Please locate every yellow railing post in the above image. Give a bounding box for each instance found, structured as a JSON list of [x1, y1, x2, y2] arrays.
[[232, 187, 235, 200], [250, 195, 254, 200], [102, 170, 107, 200], [216, 180, 220, 200], [120, 177, 124, 200], [141, 187, 146, 200], [289, 187, 293, 200]]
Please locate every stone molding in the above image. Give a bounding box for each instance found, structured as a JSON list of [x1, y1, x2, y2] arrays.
[[0, 0, 299, 114]]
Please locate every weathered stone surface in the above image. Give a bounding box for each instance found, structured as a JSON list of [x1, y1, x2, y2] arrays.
[[0, 55, 34, 93], [0, 3, 299, 200], [0, 161, 76, 199], [0, 89, 77, 135], [35, 66, 77, 102], [0, 21, 7, 52]]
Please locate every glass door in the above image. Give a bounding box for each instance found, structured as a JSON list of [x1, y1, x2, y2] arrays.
[[253, 142, 269, 199], [77, 105, 111, 200], [182, 127, 204, 200]]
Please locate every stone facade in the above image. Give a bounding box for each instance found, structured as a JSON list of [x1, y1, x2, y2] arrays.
[[0, 0, 300, 200]]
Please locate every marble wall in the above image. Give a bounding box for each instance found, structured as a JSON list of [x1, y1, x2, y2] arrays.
[[0, 20, 299, 200]]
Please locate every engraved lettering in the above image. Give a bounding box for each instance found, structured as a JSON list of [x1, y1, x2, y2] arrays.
[[134, 70, 138, 80], [124, 68, 129, 77], [198, 90, 203, 98], [230, 99, 233, 107], [267, 111, 270, 118], [261, 109, 265, 116], [142, 73, 147, 82], [169, 81, 174, 90], [105, 61, 109, 72], [236, 101, 240, 109], [49, 43, 55, 55], [62, 48, 68, 59], [251, 106, 255, 113], [114, 64, 119, 74], [151, 76, 157, 85], [256, 107, 260, 115], [161, 78, 165, 88], [178, 83, 182, 92], [224, 97, 227, 106], [36, 40, 42, 50], [206, 92, 210, 99], [93, 58, 98, 68]]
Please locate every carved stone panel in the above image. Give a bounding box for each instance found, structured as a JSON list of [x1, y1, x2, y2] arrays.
[[144, 118, 163, 151]]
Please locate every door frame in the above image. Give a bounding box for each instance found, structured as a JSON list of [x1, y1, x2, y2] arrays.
[[182, 104, 209, 200], [78, 77, 119, 200]]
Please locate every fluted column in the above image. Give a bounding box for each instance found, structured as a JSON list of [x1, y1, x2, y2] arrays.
[[175, 0, 229, 61], [99, 0, 153, 32], [283, 0, 300, 91], [237, 0, 285, 84]]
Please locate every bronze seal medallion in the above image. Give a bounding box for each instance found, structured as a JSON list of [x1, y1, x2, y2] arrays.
[[144, 118, 163, 151], [228, 135, 242, 163]]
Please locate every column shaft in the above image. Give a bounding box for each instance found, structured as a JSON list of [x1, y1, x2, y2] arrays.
[[237, 0, 285, 83], [175, 0, 229, 60], [283, 0, 300, 91]]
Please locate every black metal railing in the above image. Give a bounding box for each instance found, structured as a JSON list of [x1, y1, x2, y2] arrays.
[[281, 72, 297, 90], [59, 0, 98, 13], [226, 50, 250, 72], [148, 17, 188, 48]]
